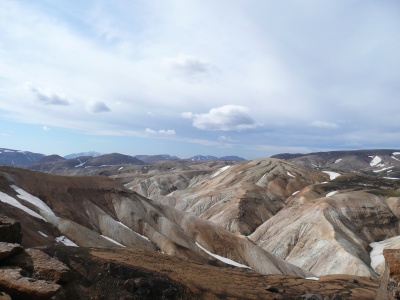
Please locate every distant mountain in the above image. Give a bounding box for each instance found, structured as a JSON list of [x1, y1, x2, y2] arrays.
[[0, 148, 45, 166], [64, 151, 103, 159], [27, 152, 144, 173], [188, 155, 218, 161], [272, 149, 400, 177], [85, 153, 143, 166], [188, 155, 246, 162], [38, 154, 66, 163], [134, 154, 179, 163]]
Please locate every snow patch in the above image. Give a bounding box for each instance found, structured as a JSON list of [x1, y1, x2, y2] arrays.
[[384, 177, 399, 180], [370, 236, 400, 271], [118, 167, 124, 170], [392, 156, 400, 161], [370, 156, 382, 167], [326, 191, 338, 197], [101, 235, 126, 247], [75, 159, 86, 167], [0, 191, 46, 221], [335, 158, 342, 164], [322, 171, 341, 180], [11, 185, 55, 215], [287, 171, 295, 178], [210, 166, 231, 178], [38, 231, 48, 237], [292, 191, 300, 196], [306, 277, 320, 281], [373, 166, 394, 173], [56, 236, 78, 247], [393, 152, 400, 155], [195, 242, 251, 269]]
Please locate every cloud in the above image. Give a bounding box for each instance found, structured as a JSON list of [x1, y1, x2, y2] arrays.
[[310, 120, 339, 129], [164, 55, 216, 82], [42, 126, 50, 131], [145, 128, 176, 136], [217, 135, 235, 148], [25, 83, 70, 106], [87, 101, 111, 113], [1, 133, 9, 137], [182, 105, 259, 131]]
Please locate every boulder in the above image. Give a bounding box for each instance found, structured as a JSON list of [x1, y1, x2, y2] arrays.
[[0, 292, 12, 300], [26, 248, 72, 283], [0, 215, 22, 244], [0, 266, 61, 299], [0, 242, 23, 261]]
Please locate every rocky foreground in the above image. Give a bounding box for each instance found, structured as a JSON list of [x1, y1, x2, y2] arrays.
[[0, 241, 381, 299]]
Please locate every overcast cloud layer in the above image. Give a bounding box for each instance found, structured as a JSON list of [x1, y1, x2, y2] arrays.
[[0, 0, 399, 158]]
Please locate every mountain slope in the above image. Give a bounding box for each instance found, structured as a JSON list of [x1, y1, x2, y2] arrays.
[[0, 166, 311, 277], [125, 158, 328, 235], [249, 175, 400, 277]]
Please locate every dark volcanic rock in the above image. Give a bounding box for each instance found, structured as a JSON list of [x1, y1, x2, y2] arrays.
[[0, 266, 61, 299], [25, 248, 72, 283], [0, 243, 23, 261], [0, 214, 22, 244]]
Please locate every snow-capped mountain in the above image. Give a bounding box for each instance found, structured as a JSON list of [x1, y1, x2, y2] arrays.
[[0, 148, 45, 166], [63, 151, 103, 159]]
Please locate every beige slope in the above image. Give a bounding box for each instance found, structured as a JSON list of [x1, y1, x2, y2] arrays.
[[126, 158, 328, 235], [250, 191, 400, 277], [0, 166, 311, 277]]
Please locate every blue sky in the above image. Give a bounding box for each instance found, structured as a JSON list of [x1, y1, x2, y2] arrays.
[[1, 0, 399, 159]]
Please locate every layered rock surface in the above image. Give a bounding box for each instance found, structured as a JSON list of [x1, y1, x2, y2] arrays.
[[124, 158, 328, 235], [250, 174, 400, 277], [0, 166, 311, 277]]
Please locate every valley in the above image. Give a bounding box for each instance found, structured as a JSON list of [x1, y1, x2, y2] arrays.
[[1, 148, 400, 298]]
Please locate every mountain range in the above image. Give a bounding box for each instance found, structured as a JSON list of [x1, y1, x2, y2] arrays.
[[1, 147, 400, 298], [0, 149, 247, 168]]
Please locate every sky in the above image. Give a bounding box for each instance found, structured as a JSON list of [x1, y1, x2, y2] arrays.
[[0, 0, 399, 159]]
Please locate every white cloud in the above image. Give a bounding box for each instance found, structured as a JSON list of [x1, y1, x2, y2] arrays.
[[25, 83, 70, 106], [217, 135, 235, 148], [182, 105, 259, 131], [163, 55, 216, 83], [145, 128, 176, 136], [310, 120, 339, 129], [87, 101, 111, 113], [0, 1, 399, 157], [42, 126, 50, 131]]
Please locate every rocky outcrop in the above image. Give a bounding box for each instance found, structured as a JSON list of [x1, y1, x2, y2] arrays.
[[0, 214, 22, 244], [375, 249, 400, 300], [0, 241, 70, 299], [43, 246, 379, 300], [0, 267, 61, 299], [0, 243, 23, 260]]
